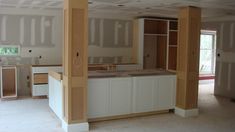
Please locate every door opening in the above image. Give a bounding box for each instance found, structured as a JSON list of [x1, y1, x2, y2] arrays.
[[199, 30, 217, 94]]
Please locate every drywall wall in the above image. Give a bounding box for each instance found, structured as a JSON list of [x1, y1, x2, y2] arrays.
[[88, 18, 133, 64], [0, 8, 63, 97], [0, 8, 134, 97], [0, 8, 63, 65], [202, 21, 235, 98]]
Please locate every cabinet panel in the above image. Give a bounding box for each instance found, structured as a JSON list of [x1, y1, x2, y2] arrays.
[[109, 78, 132, 116], [156, 36, 167, 69], [32, 84, 48, 96], [144, 35, 157, 69], [1, 67, 17, 98], [158, 76, 176, 110], [133, 77, 155, 113], [168, 47, 177, 70], [88, 79, 109, 118], [144, 20, 167, 34]]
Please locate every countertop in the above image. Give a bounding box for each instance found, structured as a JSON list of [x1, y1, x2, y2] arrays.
[[49, 69, 176, 80], [88, 69, 175, 78]]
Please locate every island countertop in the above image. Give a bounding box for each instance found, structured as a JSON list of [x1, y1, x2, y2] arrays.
[[48, 69, 176, 80], [88, 69, 176, 78]]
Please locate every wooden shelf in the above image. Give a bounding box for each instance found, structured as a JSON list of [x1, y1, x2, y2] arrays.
[[141, 18, 178, 71], [169, 45, 178, 47], [144, 34, 167, 36]]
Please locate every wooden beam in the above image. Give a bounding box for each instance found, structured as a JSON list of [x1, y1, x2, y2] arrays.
[[176, 6, 201, 110], [63, 0, 88, 124]]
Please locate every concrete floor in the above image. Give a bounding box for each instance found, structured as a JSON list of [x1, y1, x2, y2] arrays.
[[1, 80, 235, 132]]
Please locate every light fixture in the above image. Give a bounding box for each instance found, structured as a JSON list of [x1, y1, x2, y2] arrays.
[[117, 4, 125, 7]]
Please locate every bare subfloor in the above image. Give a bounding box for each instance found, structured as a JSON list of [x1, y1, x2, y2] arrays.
[[1, 80, 235, 132]]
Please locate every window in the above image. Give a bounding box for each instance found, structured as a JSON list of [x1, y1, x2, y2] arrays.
[[0, 45, 20, 56], [199, 30, 216, 75]]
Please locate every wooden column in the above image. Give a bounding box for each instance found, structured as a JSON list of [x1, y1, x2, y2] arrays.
[[176, 7, 201, 116], [63, 0, 88, 125]]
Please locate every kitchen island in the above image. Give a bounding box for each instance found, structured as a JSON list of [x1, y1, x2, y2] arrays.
[[48, 69, 176, 122]]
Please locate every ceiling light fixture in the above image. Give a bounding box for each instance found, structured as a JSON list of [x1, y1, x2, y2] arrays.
[[117, 4, 125, 7]]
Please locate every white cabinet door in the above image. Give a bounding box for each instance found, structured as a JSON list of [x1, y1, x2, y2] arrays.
[[133, 76, 155, 113], [32, 84, 48, 96], [109, 78, 132, 116], [88, 78, 109, 118], [157, 76, 176, 110]]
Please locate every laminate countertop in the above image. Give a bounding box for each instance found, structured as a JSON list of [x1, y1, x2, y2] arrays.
[[49, 69, 176, 80], [88, 69, 176, 78]]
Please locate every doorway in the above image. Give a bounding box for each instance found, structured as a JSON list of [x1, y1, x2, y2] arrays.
[[199, 30, 217, 94]]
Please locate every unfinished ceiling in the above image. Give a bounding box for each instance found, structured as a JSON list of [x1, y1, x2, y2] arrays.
[[0, 0, 235, 18]]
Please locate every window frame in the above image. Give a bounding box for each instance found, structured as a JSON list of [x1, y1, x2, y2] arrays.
[[0, 45, 21, 57]]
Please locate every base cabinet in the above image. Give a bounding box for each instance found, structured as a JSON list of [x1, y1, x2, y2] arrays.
[[31, 66, 62, 97], [88, 75, 176, 119], [109, 78, 132, 116], [133, 76, 156, 113], [88, 79, 110, 118], [133, 76, 176, 113], [157, 76, 176, 110]]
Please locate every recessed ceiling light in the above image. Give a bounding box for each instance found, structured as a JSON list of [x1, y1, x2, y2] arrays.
[[117, 4, 125, 7]]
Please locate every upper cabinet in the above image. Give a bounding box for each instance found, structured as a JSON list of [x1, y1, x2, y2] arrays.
[[144, 20, 168, 35], [136, 18, 178, 71]]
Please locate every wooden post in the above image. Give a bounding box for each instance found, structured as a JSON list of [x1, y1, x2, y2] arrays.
[[63, 0, 88, 131], [175, 6, 201, 117]]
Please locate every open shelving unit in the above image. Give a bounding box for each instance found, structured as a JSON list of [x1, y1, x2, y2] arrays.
[[138, 18, 178, 71], [167, 20, 178, 71]]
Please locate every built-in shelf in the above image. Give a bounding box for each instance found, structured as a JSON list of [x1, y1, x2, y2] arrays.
[[169, 45, 178, 47], [144, 34, 168, 36]]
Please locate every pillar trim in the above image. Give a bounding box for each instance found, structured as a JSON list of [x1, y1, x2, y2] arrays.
[[62, 119, 89, 132], [175, 107, 199, 117]]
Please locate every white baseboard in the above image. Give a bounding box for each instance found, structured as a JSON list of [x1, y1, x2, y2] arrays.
[[175, 107, 199, 117], [62, 119, 89, 132]]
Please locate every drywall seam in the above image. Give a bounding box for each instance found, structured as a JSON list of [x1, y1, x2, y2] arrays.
[[230, 23, 234, 48], [125, 22, 129, 46], [1, 16, 7, 41], [99, 19, 104, 47], [114, 21, 119, 45], [41, 16, 45, 44], [52, 17, 56, 45], [30, 18, 36, 46], [91, 18, 95, 44], [20, 17, 24, 45], [228, 63, 232, 91], [219, 23, 224, 50]]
